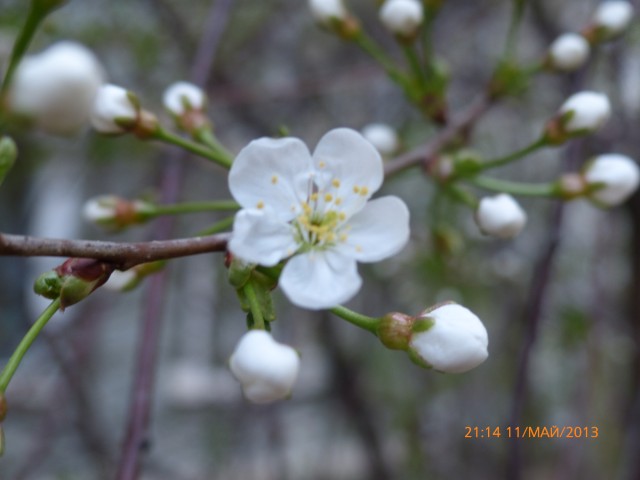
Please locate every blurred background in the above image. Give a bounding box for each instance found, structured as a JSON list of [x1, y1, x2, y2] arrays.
[[1, 0, 640, 478]]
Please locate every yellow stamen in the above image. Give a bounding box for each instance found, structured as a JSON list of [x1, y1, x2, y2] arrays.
[[256, 201, 264, 209], [318, 161, 326, 168], [271, 175, 278, 184], [335, 198, 342, 206], [324, 193, 333, 202], [359, 186, 369, 196], [353, 186, 360, 194], [332, 179, 341, 188]]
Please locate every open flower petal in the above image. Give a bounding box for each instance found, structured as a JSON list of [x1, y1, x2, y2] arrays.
[[229, 209, 298, 266], [336, 196, 410, 262], [280, 250, 362, 309], [229, 137, 314, 222], [312, 128, 384, 216]]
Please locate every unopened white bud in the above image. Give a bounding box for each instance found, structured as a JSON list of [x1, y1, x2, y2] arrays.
[[163, 81, 206, 116], [103, 269, 138, 292], [558, 91, 611, 134], [475, 194, 527, 239], [10, 41, 104, 134], [361, 123, 399, 155], [379, 0, 424, 39], [90, 84, 138, 134], [82, 195, 153, 229], [583, 153, 640, 206], [229, 330, 300, 404], [309, 0, 348, 24], [593, 1, 634, 36], [548, 33, 590, 71], [409, 303, 488, 374]]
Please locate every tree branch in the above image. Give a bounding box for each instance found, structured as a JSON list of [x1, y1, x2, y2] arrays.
[[0, 232, 229, 270], [383, 94, 492, 177]]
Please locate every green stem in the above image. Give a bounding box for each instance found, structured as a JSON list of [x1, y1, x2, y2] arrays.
[[442, 183, 478, 208], [330, 305, 380, 334], [0, 297, 61, 392], [479, 138, 546, 171], [150, 200, 239, 216], [0, 0, 66, 95], [194, 128, 234, 165], [195, 215, 235, 236], [243, 281, 265, 330], [403, 44, 427, 86], [502, 0, 527, 60], [353, 31, 410, 89], [154, 128, 232, 169], [468, 175, 558, 197]]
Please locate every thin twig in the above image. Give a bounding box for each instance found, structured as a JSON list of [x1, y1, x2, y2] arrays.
[[383, 94, 491, 177], [0, 232, 229, 270]]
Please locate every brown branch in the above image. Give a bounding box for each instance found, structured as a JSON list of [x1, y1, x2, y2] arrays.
[[0, 232, 229, 270], [383, 94, 492, 177]]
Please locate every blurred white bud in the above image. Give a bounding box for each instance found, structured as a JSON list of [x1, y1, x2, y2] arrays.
[[548, 33, 590, 71], [82, 195, 153, 229], [583, 153, 640, 206], [309, 0, 348, 24], [379, 0, 424, 38], [103, 269, 138, 292], [361, 123, 399, 155], [409, 303, 489, 374], [163, 81, 206, 116], [593, 1, 634, 36], [558, 91, 611, 134], [90, 84, 138, 134], [10, 41, 105, 134], [229, 330, 300, 404], [475, 193, 527, 239]]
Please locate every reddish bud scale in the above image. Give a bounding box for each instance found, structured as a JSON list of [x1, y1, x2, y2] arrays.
[[0, 393, 7, 421]]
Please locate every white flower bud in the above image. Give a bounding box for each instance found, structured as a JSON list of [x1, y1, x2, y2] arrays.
[[309, 0, 348, 24], [361, 123, 399, 155], [9, 41, 104, 134], [475, 194, 527, 239], [409, 303, 488, 374], [583, 153, 640, 206], [163, 81, 206, 116], [593, 1, 634, 36], [82, 195, 153, 229], [103, 269, 138, 292], [379, 0, 424, 38], [548, 33, 590, 72], [558, 91, 611, 134], [90, 84, 138, 134], [229, 330, 300, 404]]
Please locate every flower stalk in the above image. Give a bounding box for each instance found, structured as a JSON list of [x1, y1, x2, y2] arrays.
[[0, 298, 61, 392]]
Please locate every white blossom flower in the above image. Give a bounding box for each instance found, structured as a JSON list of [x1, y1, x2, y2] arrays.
[[548, 33, 590, 71], [475, 193, 527, 239], [90, 84, 138, 134], [163, 81, 206, 116], [10, 41, 104, 134], [309, 0, 348, 24], [361, 123, 399, 155], [409, 303, 488, 374], [379, 0, 424, 38], [229, 330, 300, 404], [593, 1, 634, 35], [558, 91, 611, 134], [584, 153, 640, 206], [228, 128, 410, 309]]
